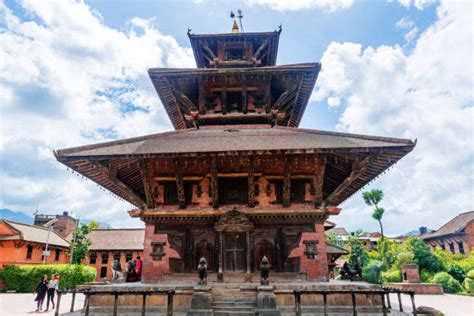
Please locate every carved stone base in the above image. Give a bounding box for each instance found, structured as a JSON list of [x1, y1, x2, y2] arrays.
[[217, 272, 223, 282], [244, 273, 252, 283], [187, 287, 213, 316], [256, 286, 281, 316]]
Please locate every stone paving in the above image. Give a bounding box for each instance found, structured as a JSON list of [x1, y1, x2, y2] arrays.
[[0, 292, 472, 315]]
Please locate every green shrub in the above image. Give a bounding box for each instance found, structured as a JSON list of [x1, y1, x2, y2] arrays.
[[446, 262, 466, 283], [432, 272, 462, 294], [458, 252, 474, 273], [420, 269, 435, 283], [363, 260, 384, 284], [463, 270, 474, 294], [396, 252, 414, 266], [405, 238, 444, 272], [0, 264, 96, 292], [381, 268, 402, 283]]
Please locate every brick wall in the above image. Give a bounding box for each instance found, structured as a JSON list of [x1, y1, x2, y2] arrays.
[[85, 249, 143, 281]]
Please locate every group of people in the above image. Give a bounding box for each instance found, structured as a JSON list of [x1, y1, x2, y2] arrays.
[[111, 255, 142, 282], [33, 274, 60, 312]]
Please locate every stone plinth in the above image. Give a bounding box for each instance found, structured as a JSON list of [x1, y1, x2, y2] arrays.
[[401, 264, 420, 283], [256, 285, 281, 316], [386, 283, 443, 295]]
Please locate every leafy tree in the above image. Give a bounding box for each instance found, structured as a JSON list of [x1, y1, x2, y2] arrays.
[[325, 232, 345, 248], [362, 189, 385, 237], [348, 230, 369, 268], [404, 237, 444, 272], [69, 221, 99, 264]]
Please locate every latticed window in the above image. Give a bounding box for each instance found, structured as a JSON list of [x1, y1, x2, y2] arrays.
[[26, 245, 33, 259], [90, 252, 97, 264]]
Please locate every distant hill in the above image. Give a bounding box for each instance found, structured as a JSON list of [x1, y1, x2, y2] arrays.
[[399, 228, 434, 238], [0, 208, 33, 224]]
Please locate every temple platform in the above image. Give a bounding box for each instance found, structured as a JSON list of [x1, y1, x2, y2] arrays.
[[72, 276, 407, 315]]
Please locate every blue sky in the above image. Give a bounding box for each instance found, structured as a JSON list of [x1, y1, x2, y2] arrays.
[[0, 0, 472, 235]]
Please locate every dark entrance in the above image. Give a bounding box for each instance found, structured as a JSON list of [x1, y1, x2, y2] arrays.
[[224, 233, 246, 271]]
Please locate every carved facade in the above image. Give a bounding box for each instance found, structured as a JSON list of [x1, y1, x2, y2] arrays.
[[55, 24, 415, 282]]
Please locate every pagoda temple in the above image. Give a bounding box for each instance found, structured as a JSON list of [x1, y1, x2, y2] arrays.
[[55, 23, 415, 283]]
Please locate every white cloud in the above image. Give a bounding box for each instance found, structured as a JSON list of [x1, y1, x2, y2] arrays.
[[397, 0, 438, 10], [245, 0, 353, 12], [314, 0, 473, 234], [0, 0, 194, 227]]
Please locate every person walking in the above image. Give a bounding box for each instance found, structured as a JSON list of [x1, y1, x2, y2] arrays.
[[33, 275, 48, 312], [45, 274, 59, 311]]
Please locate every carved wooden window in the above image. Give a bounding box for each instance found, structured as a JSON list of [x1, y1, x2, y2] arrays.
[[227, 91, 242, 112], [55, 249, 60, 261], [26, 245, 33, 259], [218, 177, 248, 205], [225, 46, 246, 61], [89, 252, 97, 264], [271, 180, 283, 204], [291, 180, 308, 203], [163, 182, 193, 205], [151, 242, 166, 261], [303, 240, 318, 259], [101, 251, 109, 264]]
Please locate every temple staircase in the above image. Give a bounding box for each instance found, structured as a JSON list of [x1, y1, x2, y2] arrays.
[[211, 286, 257, 316]]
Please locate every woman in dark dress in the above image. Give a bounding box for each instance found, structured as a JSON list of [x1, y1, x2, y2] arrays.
[[33, 275, 48, 312]]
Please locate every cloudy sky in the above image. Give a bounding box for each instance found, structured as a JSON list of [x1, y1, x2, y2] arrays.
[[0, 0, 472, 235]]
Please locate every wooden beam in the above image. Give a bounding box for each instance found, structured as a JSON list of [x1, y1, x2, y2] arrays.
[[173, 159, 186, 209], [248, 156, 255, 207], [139, 160, 155, 209], [221, 76, 227, 115], [198, 78, 205, 114], [91, 161, 145, 209], [265, 75, 271, 113], [210, 156, 219, 208], [315, 154, 326, 207], [323, 155, 371, 206], [254, 39, 268, 59], [283, 154, 292, 207]]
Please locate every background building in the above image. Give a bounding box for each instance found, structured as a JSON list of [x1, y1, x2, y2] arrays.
[[33, 211, 78, 238], [0, 220, 70, 268]]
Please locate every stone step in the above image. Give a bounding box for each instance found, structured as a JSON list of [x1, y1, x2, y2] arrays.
[[213, 301, 256, 307], [214, 311, 255, 316], [212, 305, 255, 311]]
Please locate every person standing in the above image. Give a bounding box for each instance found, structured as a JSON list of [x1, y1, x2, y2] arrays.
[[135, 256, 142, 281], [45, 274, 59, 311], [33, 275, 48, 312]]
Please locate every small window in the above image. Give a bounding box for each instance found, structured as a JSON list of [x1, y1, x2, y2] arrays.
[[225, 47, 246, 61], [291, 180, 308, 203], [218, 178, 248, 205], [101, 251, 109, 264], [125, 251, 133, 262], [457, 242, 465, 255], [449, 243, 455, 253], [440, 243, 445, 250], [26, 245, 33, 259], [272, 180, 283, 204], [90, 252, 97, 264], [163, 182, 193, 205], [100, 267, 107, 278], [55, 249, 60, 261], [113, 251, 121, 261]]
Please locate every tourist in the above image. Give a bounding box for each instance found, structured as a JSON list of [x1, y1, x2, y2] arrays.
[[33, 275, 48, 312], [136, 256, 142, 281], [45, 274, 59, 311]]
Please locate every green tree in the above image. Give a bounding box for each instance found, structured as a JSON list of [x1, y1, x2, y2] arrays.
[[362, 189, 385, 238], [403, 237, 444, 272], [348, 230, 369, 268], [325, 232, 345, 248], [69, 221, 99, 264]]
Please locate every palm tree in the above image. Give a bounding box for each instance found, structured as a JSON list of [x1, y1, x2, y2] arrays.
[[362, 189, 385, 238]]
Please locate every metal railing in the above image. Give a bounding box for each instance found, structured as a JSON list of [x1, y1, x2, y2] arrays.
[[55, 289, 175, 316], [293, 287, 416, 316]]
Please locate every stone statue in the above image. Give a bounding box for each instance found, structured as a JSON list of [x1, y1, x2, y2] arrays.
[[353, 259, 363, 280], [111, 259, 123, 281], [260, 256, 270, 285], [197, 257, 207, 286], [340, 262, 353, 280]]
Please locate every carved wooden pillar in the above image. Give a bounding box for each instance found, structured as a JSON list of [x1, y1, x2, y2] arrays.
[[283, 154, 292, 207], [218, 231, 224, 282], [315, 154, 326, 207], [173, 158, 186, 209], [211, 156, 219, 208], [242, 74, 248, 114], [248, 155, 255, 207], [222, 76, 227, 115], [198, 77, 205, 114], [245, 231, 252, 282], [139, 159, 155, 209], [265, 75, 271, 113]]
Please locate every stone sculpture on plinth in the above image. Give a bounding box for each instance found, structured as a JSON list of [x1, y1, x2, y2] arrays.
[[260, 256, 270, 285], [197, 257, 207, 286]]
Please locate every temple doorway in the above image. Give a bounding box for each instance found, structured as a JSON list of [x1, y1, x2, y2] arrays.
[[224, 233, 246, 271]]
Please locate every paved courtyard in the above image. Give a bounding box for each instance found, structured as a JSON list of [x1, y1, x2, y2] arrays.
[[0, 292, 472, 315]]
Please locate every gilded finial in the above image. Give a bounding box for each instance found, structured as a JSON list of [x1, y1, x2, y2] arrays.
[[232, 20, 239, 33]]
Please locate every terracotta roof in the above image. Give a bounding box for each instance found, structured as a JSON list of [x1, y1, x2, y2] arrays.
[[148, 63, 320, 130], [422, 211, 474, 240], [326, 242, 349, 254], [88, 229, 145, 251], [0, 220, 70, 248], [326, 227, 350, 236], [55, 126, 414, 158]]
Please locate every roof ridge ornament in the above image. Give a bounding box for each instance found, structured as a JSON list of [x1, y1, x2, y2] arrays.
[[230, 9, 244, 33]]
